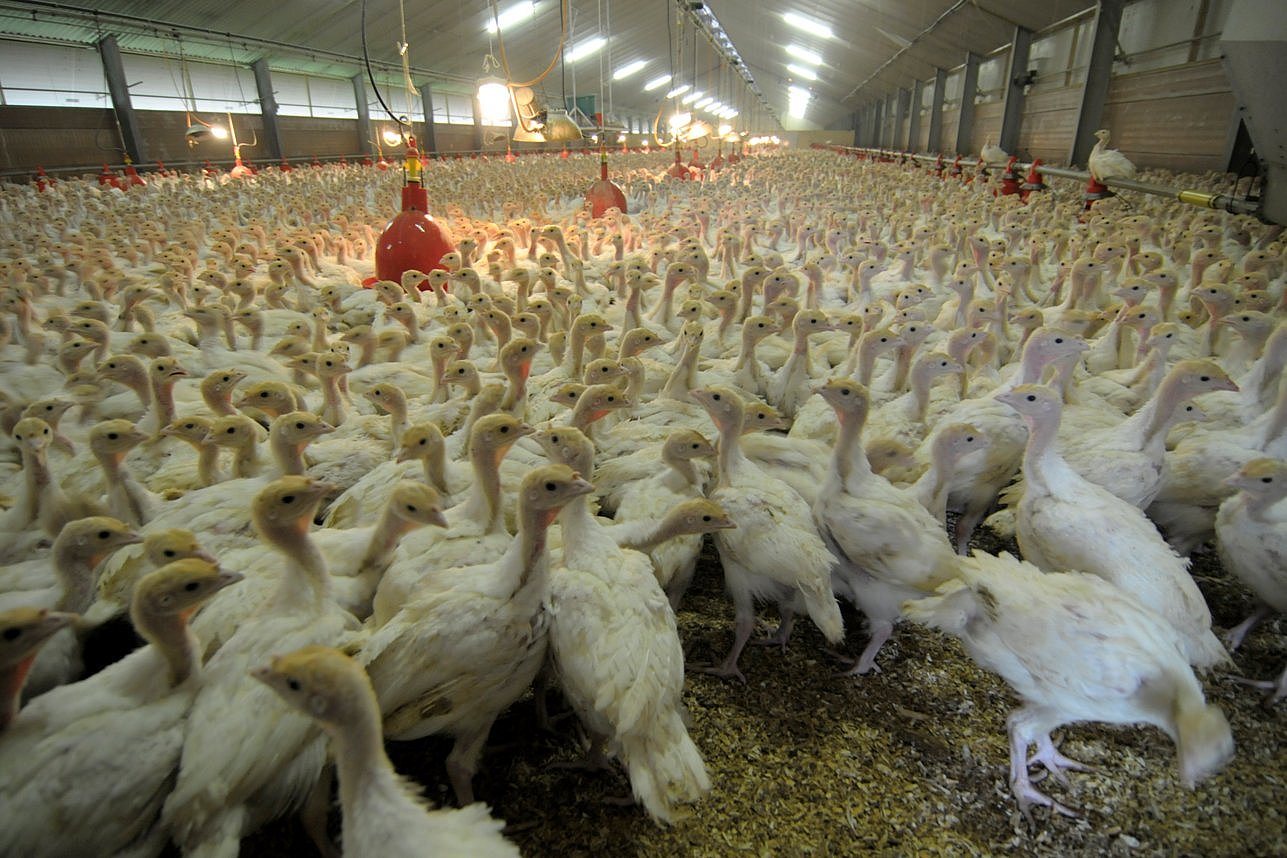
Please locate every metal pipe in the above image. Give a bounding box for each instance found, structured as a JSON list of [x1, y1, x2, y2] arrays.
[[832, 145, 1262, 217]]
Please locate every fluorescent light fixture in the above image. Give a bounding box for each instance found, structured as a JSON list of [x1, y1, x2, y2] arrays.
[[783, 11, 834, 39], [681, 90, 704, 104], [666, 84, 691, 98], [788, 85, 812, 100], [723, 109, 738, 118], [485, 1, 535, 33], [613, 59, 647, 80], [566, 36, 606, 63], [784, 44, 823, 65], [718, 123, 732, 136], [788, 85, 811, 119], [644, 73, 672, 91], [787, 64, 818, 81], [668, 111, 691, 130], [694, 97, 714, 109]]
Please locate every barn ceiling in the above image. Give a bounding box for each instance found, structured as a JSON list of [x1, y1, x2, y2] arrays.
[[0, 0, 1095, 130]]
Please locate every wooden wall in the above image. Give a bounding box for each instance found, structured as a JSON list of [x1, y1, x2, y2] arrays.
[[1101, 59, 1236, 173], [0, 106, 566, 174]]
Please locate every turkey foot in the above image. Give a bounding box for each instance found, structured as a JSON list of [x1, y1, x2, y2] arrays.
[[1027, 733, 1094, 787]]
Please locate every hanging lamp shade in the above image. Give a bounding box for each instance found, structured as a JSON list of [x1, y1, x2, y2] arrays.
[[373, 135, 456, 285], [585, 151, 627, 217], [544, 109, 583, 142]]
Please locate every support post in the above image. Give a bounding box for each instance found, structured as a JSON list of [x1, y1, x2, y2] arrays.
[[893, 87, 909, 150], [252, 58, 283, 161], [871, 99, 884, 148], [928, 67, 947, 153], [999, 26, 1033, 155], [954, 52, 981, 155], [418, 83, 439, 156], [96, 35, 146, 163], [908, 79, 925, 153], [851, 110, 860, 148], [352, 74, 373, 156], [1069, 0, 1125, 166], [471, 94, 485, 152]]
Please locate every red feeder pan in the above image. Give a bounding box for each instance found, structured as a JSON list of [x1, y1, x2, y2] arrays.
[[585, 152, 627, 218], [667, 147, 690, 180], [374, 136, 456, 285]]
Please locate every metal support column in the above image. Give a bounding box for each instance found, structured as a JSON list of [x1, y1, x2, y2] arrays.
[[851, 110, 861, 148], [927, 68, 947, 153], [1069, 0, 1125, 166], [885, 92, 897, 147], [954, 52, 980, 155], [96, 35, 146, 163], [417, 83, 439, 155], [999, 26, 1033, 155], [908, 79, 925, 153], [251, 59, 283, 161], [872, 99, 884, 148], [351, 75, 373, 156], [893, 87, 909, 150], [471, 95, 485, 152]]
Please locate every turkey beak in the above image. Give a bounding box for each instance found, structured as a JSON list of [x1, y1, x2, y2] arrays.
[[516, 423, 537, 439], [429, 509, 450, 529], [567, 476, 595, 497], [212, 569, 245, 592]]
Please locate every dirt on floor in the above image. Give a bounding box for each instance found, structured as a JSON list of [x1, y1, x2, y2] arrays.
[[242, 529, 1287, 858]]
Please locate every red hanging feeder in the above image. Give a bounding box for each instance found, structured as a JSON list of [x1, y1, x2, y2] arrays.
[[585, 149, 627, 218], [122, 155, 145, 187], [1020, 158, 1048, 202], [372, 135, 456, 286], [999, 155, 1022, 196], [667, 145, 690, 180], [1083, 174, 1114, 209]]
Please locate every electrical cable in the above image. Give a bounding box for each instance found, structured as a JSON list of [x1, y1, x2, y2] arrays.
[[360, 0, 407, 130]]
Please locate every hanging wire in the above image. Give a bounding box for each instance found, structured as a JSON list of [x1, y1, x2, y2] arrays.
[[360, 0, 408, 131], [495, 0, 569, 89]]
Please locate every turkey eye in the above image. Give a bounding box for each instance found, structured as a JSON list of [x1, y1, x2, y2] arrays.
[[222, 376, 231, 382], [227, 427, 236, 434], [184, 581, 200, 592], [1200, 376, 1211, 382], [500, 425, 510, 433], [692, 443, 699, 449], [164, 549, 176, 557], [2, 627, 19, 641], [108, 433, 118, 440], [545, 482, 557, 491], [966, 436, 975, 442], [712, 393, 721, 401], [1263, 477, 1273, 484], [287, 678, 301, 691], [406, 505, 417, 512], [1025, 394, 1036, 402], [282, 495, 295, 504], [551, 435, 560, 444], [702, 515, 712, 522], [607, 396, 615, 402], [185, 423, 195, 429], [260, 392, 269, 398], [98, 530, 111, 539], [1054, 337, 1064, 344]]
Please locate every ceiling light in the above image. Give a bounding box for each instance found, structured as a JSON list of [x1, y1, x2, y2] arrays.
[[644, 73, 672, 91], [783, 11, 834, 40], [668, 111, 691, 131], [485, 1, 536, 34], [381, 127, 403, 147], [681, 90, 704, 105], [694, 97, 714, 109], [613, 59, 647, 80], [210, 125, 229, 140], [723, 109, 738, 118], [566, 36, 606, 63], [784, 44, 823, 65], [787, 64, 817, 81], [666, 84, 691, 98]]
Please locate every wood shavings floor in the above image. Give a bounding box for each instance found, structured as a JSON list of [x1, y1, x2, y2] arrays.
[[241, 536, 1286, 857]]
